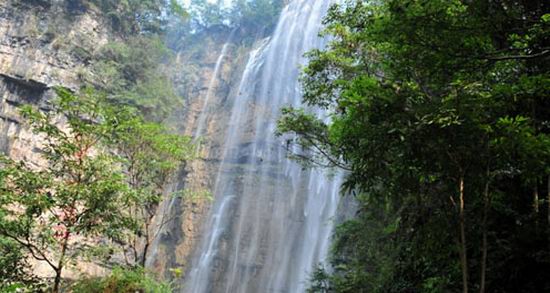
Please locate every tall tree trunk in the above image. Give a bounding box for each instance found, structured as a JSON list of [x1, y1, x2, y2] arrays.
[[480, 179, 490, 293], [547, 175, 550, 250], [459, 175, 469, 293], [534, 183, 539, 231]]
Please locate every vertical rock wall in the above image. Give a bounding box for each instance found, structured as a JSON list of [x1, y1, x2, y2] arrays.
[[0, 0, 110, 161], [147, 31, 256, 279], [0, 0, 113, 279], [0, 0, 294, 285]]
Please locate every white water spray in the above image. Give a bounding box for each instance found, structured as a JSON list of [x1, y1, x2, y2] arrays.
[[185, 1, 342, 292]]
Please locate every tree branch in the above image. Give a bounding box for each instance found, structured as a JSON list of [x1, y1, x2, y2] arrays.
[[2, 230, 59, 271], [485, 49, 550, 61]]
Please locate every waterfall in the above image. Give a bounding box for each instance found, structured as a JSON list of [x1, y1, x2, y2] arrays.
[[194, 30, 236, 140], [184, 0, 341, 292]]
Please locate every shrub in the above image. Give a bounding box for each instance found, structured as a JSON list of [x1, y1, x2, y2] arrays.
[[71, 267, 172, 293], [92, 36, 180, 121]]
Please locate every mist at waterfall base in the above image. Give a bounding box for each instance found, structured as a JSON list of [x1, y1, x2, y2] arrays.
[[168, 1, 343, 292]]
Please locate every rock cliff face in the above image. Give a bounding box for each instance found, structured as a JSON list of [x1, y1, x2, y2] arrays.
[[146, 32, 255, 279], [0, 0, 114, 278], [0, 0, 111, 163], [0, 0, 256, 281]]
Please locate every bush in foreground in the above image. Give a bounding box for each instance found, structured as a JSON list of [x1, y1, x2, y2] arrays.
[[71, 267, 172, 293]]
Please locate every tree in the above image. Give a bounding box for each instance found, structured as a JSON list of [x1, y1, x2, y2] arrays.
[[0, 85, 198, 290], [92, 35, 180, 122], [0, 87, 134, 292], [113, 113, 197, 267], [230, 0, 284, 34], [279, 0, 550, 292], [0, 236, 40, 291], [87, 0, 187, 34], [70, 266, 172, 293]]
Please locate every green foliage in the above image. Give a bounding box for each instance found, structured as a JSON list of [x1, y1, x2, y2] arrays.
[[93, 36, 180, 121], [230, 0, 284, 33], [170, 0, 189, 20], [112, 111, 197, 266], [0, 87, 136, 291], [86, 0, 187, 34], [187, 0, 229, 30], [71, 267, 172, 293], [171, 0, 284, 42], [279, 0, 550, 292], [0, 238, 26, 285], [0, 237, 43, 291], [0, 87, 195, 290], [116, 117, 197, 193]]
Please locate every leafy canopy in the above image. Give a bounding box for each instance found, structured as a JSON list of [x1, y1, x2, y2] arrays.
[[279, 0, 550, 292], [0, 87, 196, 290]]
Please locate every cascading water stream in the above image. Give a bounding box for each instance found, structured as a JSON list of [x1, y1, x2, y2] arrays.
[[184, 1, 342, 292], [194, 30, 236, 140], [185, 40, 270, 292], [145, 33, 236, 269]]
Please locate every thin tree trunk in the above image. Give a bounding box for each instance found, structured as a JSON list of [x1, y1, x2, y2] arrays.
[[547, 175, 550, 250], [480, 179, 490, 293], [53, 231, 70, 293], [141, 241, 150, 267], [534, 183, 539, 231], [459, 175, 469, 293], [53, 269, 62, 293], [132, 236, 139, 264]]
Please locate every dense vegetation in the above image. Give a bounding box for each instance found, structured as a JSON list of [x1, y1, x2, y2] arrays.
[[85, 0, 187, 34], [90, 35, 180, 122], [0, 1, 196, 291], [86, 0, 285, 121], [169, 0, 284, 47], [6, 0, 550, 292], [0, 88, 194, 292], [71, 267, 173, 293], [1, 0, 287, 291], [278, 0, 550, 292]]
